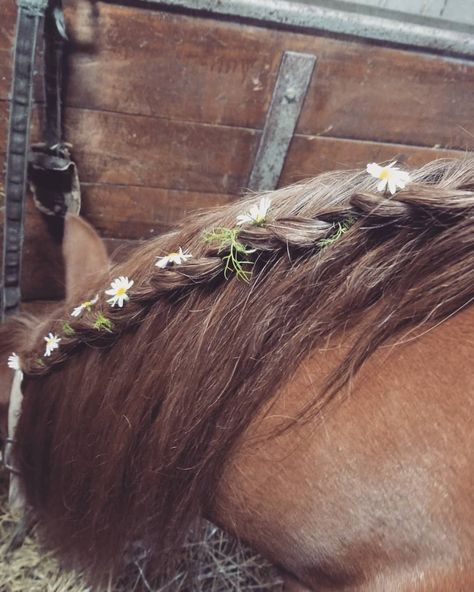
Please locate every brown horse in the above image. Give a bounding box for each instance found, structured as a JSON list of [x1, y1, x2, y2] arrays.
[[1, 158, 473, 591]]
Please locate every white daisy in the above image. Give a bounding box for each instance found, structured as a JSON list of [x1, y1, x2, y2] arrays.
[[155, 247, 192, 269], [105, 276, 134, 307], [7, 353, 21, 371], [71, 294, 99, 317], [236, 197, 272, 226], [44, 333, 61, 357], [366, 162, 411, 195]]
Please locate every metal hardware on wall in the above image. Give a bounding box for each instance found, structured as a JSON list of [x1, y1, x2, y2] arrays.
[[248, 51, 316, 192], [133, 0, 474, 58]]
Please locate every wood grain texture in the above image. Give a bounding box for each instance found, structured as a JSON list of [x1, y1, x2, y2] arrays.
[[279, 135, 468, 186], [2, 1, 473, 149], [80, 183, 235, 239], [1, 102, 259, 197], [1, 0, 473, 302], [62, 108, 260, 195]]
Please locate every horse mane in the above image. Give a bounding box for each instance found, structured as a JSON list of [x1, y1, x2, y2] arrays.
[[12, 158, 474, 583]]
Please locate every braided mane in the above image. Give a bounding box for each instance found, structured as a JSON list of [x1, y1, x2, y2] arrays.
[[13, 158, 474, 583]]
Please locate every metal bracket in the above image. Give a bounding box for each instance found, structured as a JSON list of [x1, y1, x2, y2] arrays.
[[247, 51, 316, 192]]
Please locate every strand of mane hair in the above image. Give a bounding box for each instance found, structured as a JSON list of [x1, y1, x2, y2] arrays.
[[13, 158, 474, 585]]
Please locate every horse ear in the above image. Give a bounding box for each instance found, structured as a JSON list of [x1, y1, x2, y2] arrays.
[[63, 214, 110, 304]]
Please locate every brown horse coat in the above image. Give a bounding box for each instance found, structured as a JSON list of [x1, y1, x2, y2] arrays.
[[1, 158, 473, 590]]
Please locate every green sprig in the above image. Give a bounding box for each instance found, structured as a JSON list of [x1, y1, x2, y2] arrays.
[[204, 227, 255, 282], [93, 313, 114, 332], [319, 217, 355, 248], [62, 322, 75, 337]]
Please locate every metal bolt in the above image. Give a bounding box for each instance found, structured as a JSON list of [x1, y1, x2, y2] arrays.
[[284, 87, 298, 102]]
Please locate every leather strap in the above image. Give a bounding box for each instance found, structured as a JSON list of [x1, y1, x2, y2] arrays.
[[2, 0, 78, 319], [29, 0, 80, 217], [1, 0, 48, 320]]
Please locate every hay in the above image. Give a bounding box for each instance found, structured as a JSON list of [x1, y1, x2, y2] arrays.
[[0, 469, 282, 591]]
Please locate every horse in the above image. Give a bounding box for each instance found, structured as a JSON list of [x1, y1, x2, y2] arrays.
[[1, 158, 473, 591]]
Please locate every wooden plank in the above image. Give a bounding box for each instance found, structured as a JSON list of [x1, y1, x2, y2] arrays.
[[0, 102, 260, 196], [297, 45, 474, 150], [62, 108, 259, 194], [80, 183, 236, 239], [0, 101, 8, 144], [12, 130, 466, 245], [2, 2, 473, 150], [63, 4, 474, 149], [0, 1, 279, 128], [4, 97, 470, 204], [279, 135, 468, 186]]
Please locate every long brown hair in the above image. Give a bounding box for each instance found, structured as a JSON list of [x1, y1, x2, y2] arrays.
[[12, 158, 474, 583]]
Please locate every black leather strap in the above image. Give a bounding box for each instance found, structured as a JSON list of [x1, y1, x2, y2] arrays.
[[44, 0, 67, 148], [1, 0, 77, 319], [1, 0, 48, 320]]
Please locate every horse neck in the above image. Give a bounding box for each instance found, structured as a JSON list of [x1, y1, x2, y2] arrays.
[[213, 305, 474, 590]]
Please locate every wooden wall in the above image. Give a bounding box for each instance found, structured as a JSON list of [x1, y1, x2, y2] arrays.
[[1, 0, 473, 301]]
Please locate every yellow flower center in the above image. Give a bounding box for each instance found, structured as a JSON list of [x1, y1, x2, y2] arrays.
[[169, 252, 178, 258], [116, 287, 126, 296], [379, 168, 390, 180]]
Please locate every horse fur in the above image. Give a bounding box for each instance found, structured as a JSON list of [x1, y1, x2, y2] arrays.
[[5, 158, 474, 588]]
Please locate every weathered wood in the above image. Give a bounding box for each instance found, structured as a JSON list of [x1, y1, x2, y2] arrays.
[[279, 135, 467, 186], [80, 183, 235, 239], [2, 2, 474, 149], [63, 108, 260, 194], [297, 46, 474, 150], [4, 103, 467, 204], [2, 102, 260, 196], [0, 18, 14, 101], [60, 4, 474, 150], [1, 0, 473, 303]]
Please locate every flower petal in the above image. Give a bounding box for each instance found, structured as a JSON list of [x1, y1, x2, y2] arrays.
[[366, 163, 382, 178], [156, 257, 170, 268], [388, 178, 398, 195], [71, 305, 83, 317]]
